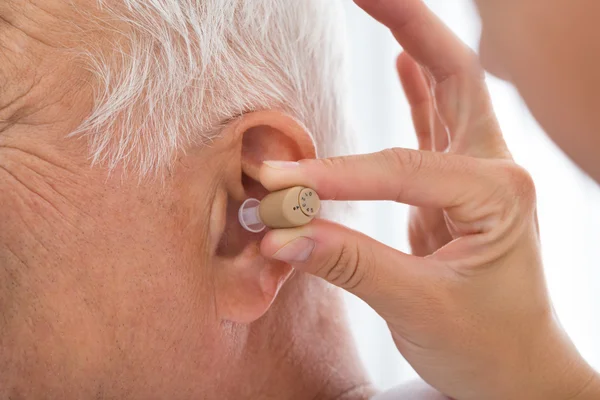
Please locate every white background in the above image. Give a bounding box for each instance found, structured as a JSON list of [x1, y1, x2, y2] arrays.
[[341, 0, 600, 390]]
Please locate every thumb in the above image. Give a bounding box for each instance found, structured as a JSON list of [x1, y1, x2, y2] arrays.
[[260, 219, 435, 315]]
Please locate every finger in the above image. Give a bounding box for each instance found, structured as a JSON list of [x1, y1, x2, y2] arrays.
[[261, 218, 434, 315], [432, 108, 449, 152], [355, 0, 508, 158], [421, 71, 450, 152], [355, 0, 477, 83], [397, 52, 432, 151], [261, 148, 494, 210]]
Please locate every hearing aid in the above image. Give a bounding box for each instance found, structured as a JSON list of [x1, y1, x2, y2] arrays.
[[238, 186, 321, 233]]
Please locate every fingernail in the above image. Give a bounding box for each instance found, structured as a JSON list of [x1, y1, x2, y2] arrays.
[[263, 160, 300, 169], [272, 237, 315, 263]]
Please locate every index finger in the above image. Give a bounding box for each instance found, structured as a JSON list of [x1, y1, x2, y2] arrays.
[[354, 0, 479, 82], [260, 149, 496, 210]]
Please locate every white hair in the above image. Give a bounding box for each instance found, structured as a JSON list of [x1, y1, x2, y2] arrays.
[[74, 0, 351, 176]]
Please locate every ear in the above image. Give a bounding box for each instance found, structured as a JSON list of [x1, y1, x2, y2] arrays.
[[213, 110, 316, 324], [239, 111, 317, 197]]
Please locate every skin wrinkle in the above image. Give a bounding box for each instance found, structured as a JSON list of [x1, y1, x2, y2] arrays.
[[1, 242, 28, 270], [0, 164, 69, 223], [19, 167, 85, 232], [0, 14, 57, 50], [0, 195, 53, 257], [0, 145, 100, 274], [0, 0, 68, 50], [0, 68, 37, 131], [0, 77, 82, 136], [0, 6, 92, 135], [0, 78, 36, 118], [19, 76, 91, 130], [0, 250, 21, 320], [0, 145, 79, 174], [0, 153, 84, 231]]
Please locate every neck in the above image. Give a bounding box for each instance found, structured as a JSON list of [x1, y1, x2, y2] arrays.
[[0, 238, 375, 400]]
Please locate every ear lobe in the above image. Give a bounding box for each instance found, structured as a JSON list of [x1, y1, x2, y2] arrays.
[[215, 247, 294, 324], [212, 111, 314, 324], [214, 198, 294, 324]]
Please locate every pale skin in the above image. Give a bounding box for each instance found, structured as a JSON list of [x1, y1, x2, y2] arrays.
[[260, 0, 600, 399], [1, 1, 378, 399]]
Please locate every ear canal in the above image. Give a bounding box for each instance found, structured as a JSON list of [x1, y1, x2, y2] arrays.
[[259, 186, 320, 229]]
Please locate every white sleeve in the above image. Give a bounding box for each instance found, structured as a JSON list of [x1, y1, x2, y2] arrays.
[[371, 380, 450, 400]]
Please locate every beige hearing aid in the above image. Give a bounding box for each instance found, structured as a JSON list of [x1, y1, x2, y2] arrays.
[[238, 186, 321, 232]]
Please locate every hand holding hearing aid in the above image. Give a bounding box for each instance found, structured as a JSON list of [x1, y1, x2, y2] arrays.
[[257, 0, 600, 399]]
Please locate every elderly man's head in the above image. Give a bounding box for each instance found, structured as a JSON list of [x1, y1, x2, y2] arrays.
[[0, 1, 372, 399]]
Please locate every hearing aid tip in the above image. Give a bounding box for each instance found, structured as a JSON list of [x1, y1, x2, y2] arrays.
[[239, 198, 266, 233]]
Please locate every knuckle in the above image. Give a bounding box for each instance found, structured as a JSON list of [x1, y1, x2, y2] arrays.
[[501, 162, 537, 208], [432, 49, 484, 86], [316, 156, 340, 171], [456, 50, 485, 82], [382, 148, 425, 175], [312, 157, 346, 199], [465, 50, 485, 78], [319, 242, 366, 291], [381, 148, 426, 202], [312, 156, 349, 180]]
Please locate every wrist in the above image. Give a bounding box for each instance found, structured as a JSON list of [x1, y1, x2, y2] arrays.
[[550, 358, 598, 400], [524, 319, 597, 400], [570, 372, 600, 400]]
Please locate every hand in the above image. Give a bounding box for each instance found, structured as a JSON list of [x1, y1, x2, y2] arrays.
[[392, 9, 509, 258], [259, 0, 599, 399], [400, 47, 454, 258]]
